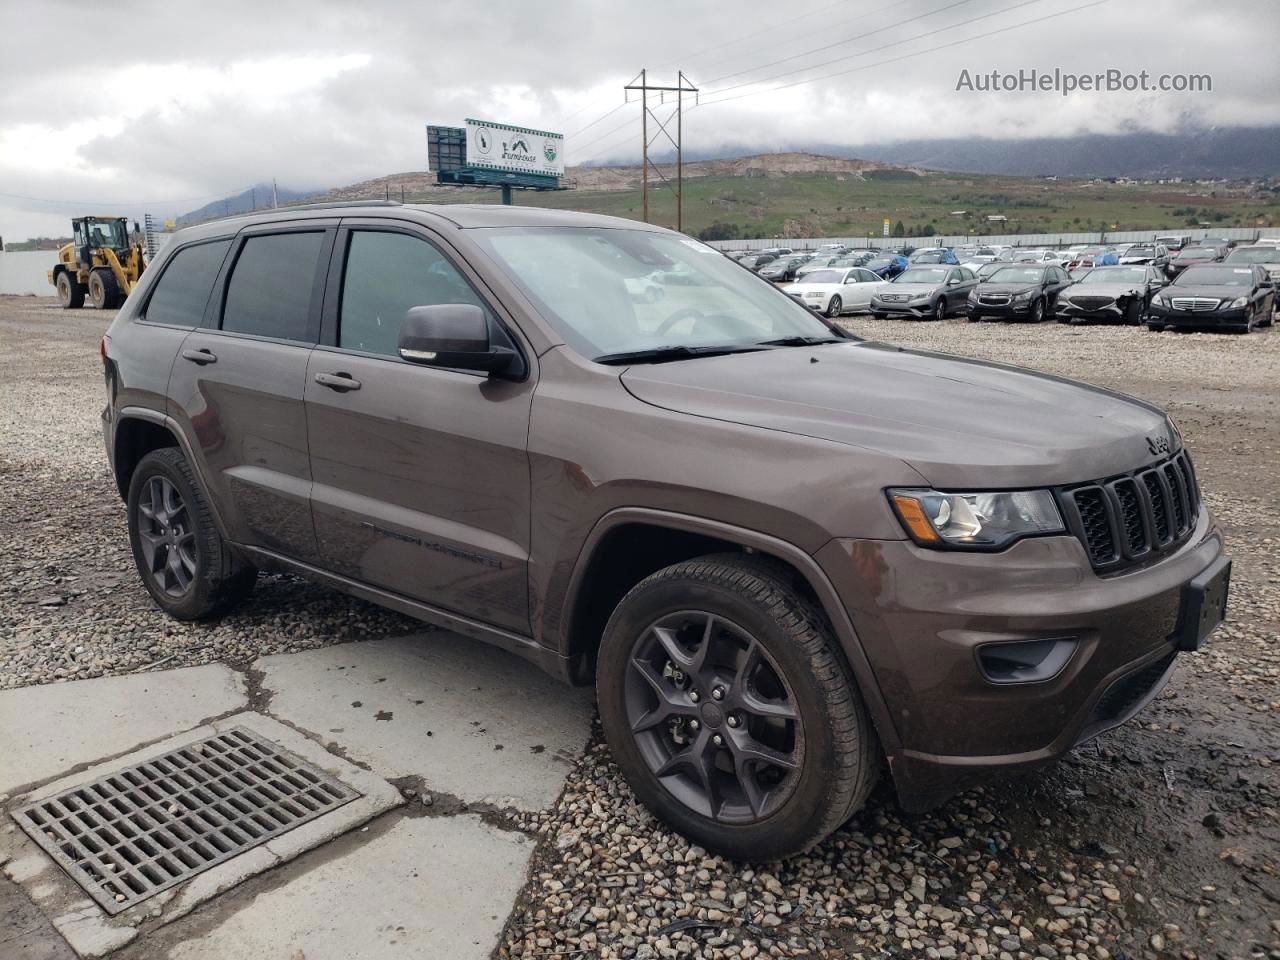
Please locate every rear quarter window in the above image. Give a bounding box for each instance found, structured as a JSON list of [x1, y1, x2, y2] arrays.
[[141, 240, 231, 327]]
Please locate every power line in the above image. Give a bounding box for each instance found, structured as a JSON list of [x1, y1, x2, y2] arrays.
[[698, 0, 1097, 105], [574, 113, 643, 158], [568, 101, 627, 139], [700, 0, 974, 87], [655, 0, 853, 71]]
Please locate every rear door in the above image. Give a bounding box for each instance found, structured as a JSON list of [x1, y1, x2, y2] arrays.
[[303, 219, 535, 634], [167, 220, 335, 562]]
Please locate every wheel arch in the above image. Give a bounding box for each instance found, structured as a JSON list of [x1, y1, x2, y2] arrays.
[[111, 413, 181, 500], [558, 508, 901, 756]]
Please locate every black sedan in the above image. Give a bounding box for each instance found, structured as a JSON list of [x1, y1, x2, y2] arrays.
[[966, 263, 1073, 323], [1166, 243, 1226, 279], [1148, 264, 1276, 333], [1055, 265, 1167, 325], [738, 254, 777, 271], [757, 255, 811, 282]]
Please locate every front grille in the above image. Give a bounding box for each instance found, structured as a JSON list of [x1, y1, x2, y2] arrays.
[[1169, 297, 1220, 312], [1070, 295, 1115, 310], [979, 294, 1011, 305], [12, 728, 359, 914], [879, 293, 911, 302], [1059, 450, 1200, 573]]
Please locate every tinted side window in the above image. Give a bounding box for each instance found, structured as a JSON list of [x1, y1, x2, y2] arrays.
[[143, 240, 231, 327], [222, 232, 325, 342], [338, 230, 512, 358]]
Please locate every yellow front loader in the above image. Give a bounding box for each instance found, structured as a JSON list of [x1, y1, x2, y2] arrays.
[[49, 216, 147, 309]]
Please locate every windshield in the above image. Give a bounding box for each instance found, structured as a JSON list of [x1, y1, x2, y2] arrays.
[[1177, 247, 1218, 259], [1125, 247, 1155, 257], [801, 269, 845, 284], [987, 266, 1045, 284], [911, 250, 948, 263], [895, 267, 948, 283], [1226, 248, 1280, 264], [1080, 267, 1149, 284], [471, 227, 835, 358], [1174, 266, 1254, 286], [87, 218, 128, 248]]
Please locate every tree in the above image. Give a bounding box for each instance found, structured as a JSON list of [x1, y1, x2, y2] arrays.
[[891, 220, 905, 237]]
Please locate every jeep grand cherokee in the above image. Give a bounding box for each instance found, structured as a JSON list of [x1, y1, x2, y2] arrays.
[[100, 202, 1230, 860]]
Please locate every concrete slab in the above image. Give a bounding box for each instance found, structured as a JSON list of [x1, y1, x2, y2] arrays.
[[0, 665, 246, 795], [257, 633, 593, 810], [159, 815, 532, 960]]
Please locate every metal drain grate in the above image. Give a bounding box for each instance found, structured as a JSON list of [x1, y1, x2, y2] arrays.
[[11, 727, 360, 915]]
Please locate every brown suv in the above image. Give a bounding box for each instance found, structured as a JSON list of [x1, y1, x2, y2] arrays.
[[101, 202, 1231, 859]]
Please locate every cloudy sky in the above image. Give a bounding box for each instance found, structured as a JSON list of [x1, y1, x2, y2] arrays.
[[2, 0, 1276, 240]]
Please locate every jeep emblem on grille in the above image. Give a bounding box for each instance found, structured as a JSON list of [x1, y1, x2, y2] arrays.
[[1146, 434, 1171, 456]]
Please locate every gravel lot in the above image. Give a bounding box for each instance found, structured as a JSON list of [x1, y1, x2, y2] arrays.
[[2, 298, 1277, 960]]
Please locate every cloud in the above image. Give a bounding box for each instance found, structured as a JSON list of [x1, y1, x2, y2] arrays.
[[1, 0, 1276, 240]]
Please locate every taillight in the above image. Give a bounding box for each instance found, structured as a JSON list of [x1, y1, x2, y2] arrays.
[[100, 334, 110, 362]]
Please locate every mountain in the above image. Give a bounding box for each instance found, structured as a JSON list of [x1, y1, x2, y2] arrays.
[[825, 127, 1280, 180], [177, 183, 320, 225]]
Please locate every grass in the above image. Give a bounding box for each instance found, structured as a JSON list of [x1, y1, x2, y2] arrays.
[[409, 170, 1280, 240]]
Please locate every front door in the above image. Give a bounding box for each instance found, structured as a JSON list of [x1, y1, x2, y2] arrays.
[[304, 222, 534, 634], [167, 223, 333, 562]]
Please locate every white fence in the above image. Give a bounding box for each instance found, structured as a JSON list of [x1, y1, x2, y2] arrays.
[[0, 251, 55, 297], [706, 226, 1280, 252]]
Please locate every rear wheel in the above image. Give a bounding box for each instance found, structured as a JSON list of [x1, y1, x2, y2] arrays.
[[597, 555, 879, 860], [127, 448, 257, 620], [825, 295, 842, 318], [56, 272, 85, 309]]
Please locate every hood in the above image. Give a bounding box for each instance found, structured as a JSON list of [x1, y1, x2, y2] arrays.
[[784, 281, 839, 293], [877, 282, 941, 296], [619, 341, 1171, 488], [975, 282, 1039, 296], [1065, 282, 1142, 298], [1161, 283, 1247, 299], [1119, 255, 1153, 263]]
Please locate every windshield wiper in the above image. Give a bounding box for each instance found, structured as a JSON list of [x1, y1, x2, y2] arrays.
[[756, 335, 847, 347], [592, 344, 767, 365]]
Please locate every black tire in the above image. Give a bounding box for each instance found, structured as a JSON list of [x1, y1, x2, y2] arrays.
[[825, 295, 842, 318], [932, 299, 946, 322], [597, 554, 879, 861], [1028, 298, 1045, 323], [56, 271, 85, 309], [127, 448, 257, 620], [88, 269, 117, 309], [1147, 322, 1164, 332], [1124, 299, 1143, 325], [871, 311, 887, 320]]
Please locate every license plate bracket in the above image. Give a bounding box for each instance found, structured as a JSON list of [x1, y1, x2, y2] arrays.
[[1173, 557, 1231, 652]]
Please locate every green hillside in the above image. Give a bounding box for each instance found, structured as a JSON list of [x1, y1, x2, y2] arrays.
[[415, 169, 1280, 240]]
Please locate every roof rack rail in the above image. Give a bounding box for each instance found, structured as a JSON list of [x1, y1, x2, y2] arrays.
[[277, 199, 404, 211]]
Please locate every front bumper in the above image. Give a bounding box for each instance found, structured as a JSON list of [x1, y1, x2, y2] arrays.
[[1056, 298, 1129, 321], [967, 298, 1034, 319], [816, 508, 1227, 810], [1149, 303, 1250, 328], [872, 298, 932, 317]]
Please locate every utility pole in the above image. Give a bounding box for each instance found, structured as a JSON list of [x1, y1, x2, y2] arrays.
[[624, 70, 698, 230], [272, 179, 279, 208]]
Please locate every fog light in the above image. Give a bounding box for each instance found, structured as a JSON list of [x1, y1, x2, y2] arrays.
[[976, 638, 1077, 684]]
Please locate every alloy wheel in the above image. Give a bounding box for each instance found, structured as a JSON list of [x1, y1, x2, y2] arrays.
[[623, 610, 803, 824], [136, 476, 197, 597]]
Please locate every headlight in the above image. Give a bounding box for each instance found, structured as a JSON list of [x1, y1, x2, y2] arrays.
[[910, 294, 931, 303], [1151, 293, 1168, 306], [967, 290, 979, 300], [888, 488, 1064, 549], [1228, 296, 1248, 309], [1012, 289, 1034, 301]]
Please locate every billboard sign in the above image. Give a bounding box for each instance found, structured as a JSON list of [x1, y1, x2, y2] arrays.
[[465, 119, 564, 178]]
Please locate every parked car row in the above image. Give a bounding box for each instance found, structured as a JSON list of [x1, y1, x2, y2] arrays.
[[779, 257, 1278, 333]]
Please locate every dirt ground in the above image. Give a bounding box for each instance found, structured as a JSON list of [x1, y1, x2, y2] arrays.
[[1, 296, 1277, 960]]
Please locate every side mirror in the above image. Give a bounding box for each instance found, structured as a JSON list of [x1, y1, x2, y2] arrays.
[[132, 221, 141, 234], [398, 304, 515, 376]]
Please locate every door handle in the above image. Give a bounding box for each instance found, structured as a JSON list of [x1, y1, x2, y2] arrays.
[[314, 372, 361, 392], [181, 348, 216, 365]]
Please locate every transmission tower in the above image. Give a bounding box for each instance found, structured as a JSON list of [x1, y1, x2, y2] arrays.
[[624, 70, 698, 231]]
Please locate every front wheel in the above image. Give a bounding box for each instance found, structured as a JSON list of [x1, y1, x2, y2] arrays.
[[596, 555, 879, 860], [825, 295, 842, 318], [88, 269, 121, 309], [127, 448, 257, 620], [932, 299, 946, 322], [1028, 298, 1045, 323]]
